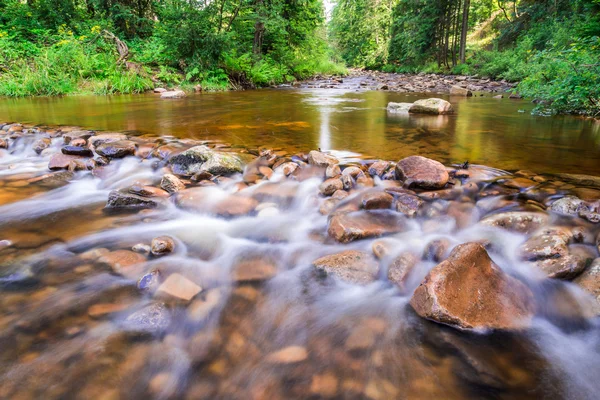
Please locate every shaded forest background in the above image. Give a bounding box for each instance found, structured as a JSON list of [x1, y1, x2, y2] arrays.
[[0, 0, 599, 115]]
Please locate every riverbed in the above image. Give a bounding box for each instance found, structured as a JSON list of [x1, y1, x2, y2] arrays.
[[0, 85, 599, 400]]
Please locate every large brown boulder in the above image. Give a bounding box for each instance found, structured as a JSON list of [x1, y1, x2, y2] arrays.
[[410, 243, 535, 331], [328, 211, 406, 243], [395, 156, 449, 189]]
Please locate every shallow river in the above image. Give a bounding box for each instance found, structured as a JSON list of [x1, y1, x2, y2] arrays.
[[0, 87, 599, 400], [2, 88, 600, 175]]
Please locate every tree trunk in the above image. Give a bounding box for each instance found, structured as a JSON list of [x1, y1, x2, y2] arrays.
[[459, 0, 470, 64]]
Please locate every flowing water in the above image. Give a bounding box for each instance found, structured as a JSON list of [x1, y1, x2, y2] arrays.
[[0, 86, 600, 400]]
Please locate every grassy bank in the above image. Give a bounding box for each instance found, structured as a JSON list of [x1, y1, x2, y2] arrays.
[[0, 0, 346, 97]]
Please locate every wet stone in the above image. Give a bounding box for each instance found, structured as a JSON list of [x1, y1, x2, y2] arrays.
[[132, 243, 151, 255], [387, 252, 419, 291], [106, 190, 166, 210], [361, 191, 393, 210], [95, 140, 136, 158], [88, 302, 130, 318], [319, 177, 343, 196], [129, 185, 170, 198], [312, 250, 379, 285], [160, 173, 186, 193], [32, 137, 51, 154], [155, 273, 202, 302], [479, 211, 549, 234], [410, 243, 535, 331], [151, 236, 175, 256], [138, 269, 161, 291], [48, 153, 90, 171], [368, 160, 391, 177], [394, 193, 423, 217], [98, 250, 147, 277], [328, 210, 406, 243], [395, 156, 449, 189], [232, 255, 278, 282], [61, 145, 93, 157], [550, 196, 584, 216], [121, 303, 171, 334], [307, 150, 338, 167]]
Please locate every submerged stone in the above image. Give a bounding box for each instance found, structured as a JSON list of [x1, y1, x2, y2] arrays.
[[312, 250, 379, 285], [122, 302, 171, 334], [328, 210, 406, 243]]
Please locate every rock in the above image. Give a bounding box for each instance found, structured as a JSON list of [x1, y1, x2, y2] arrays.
[[423, 239, 451, 262], [266, 346, 308, 364], [232, 255, 278, 282], [154, 88, 167, 93], [122, 303, 171, 334], [63, 130, 92, 144], [394, 193, 423, 217], [395, 156, 449, 189], [129, 185, 169, 198], [325, 164, 341, 178], [176, 188, 258, 217], [132, 243, 151, 255], [313, 250, 379, 285], [409, 98, 454, 115], [105, 190, 166, 210], [530, 255, 588, 280], [310, 373, 338, 398], [328, 211, 406, 243], [573, 258, 600, 308], [156, 273, 202, 302], [160, 174, 185, 193], [27, 171, 74, 188], [95, 140, 136, 158], [493, 94, 503, 99], [151, 236, 175, 256], [199, 152, 244, 176], [88, 133, 127, 148], [307, 150, 338, 167], [480, 211, 549, 234], [275, 162, 298, 176], [0, 138, 8, 149], [320, 178, 344, 196], [387, 102, 413, 113], [368, 161, 390, 177], [138, 269, 161, 291], [88, 303, 129, 318], [61, 146, 93, 157], [160, 90, 186, 99], [168, 146, 226, 176], [578, 202, 600, 223], [98, 250, 147, 276], [48, 153, 90, 170], [450, 85, 473, 96], [361, 191, 393, 210], [520, 228, 570, 261], [187, 288, 222, 322], [33, 137, 51, 154], [387, 252, 419, 291], [550, 196, 583, 216], [410, 243, 535, 331]]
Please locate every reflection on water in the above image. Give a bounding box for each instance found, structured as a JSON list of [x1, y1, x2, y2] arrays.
[[1, 89, 600, 174]]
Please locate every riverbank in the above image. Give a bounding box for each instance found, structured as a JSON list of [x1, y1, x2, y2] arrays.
[[1, 121, 600, 398], [297, 70, 516, 95]]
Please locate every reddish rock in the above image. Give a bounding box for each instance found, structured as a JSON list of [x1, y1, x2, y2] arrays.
[[313, 250, 379, 284], [320, 178, 344, 196], [395, 156, 449, 189], [129, 185, 170, 198], [231, 255, 278, 282], [328, 211, 406, 243], [368, 160, 391, 177], [176, 188, 258, 217], [394, 193, 423, 217], [160, 174, 185, 194], [410, 243, 535, 331], [361, 191, 393, 210], [48, 153, 90, 171], [573, 258, 600, 312]]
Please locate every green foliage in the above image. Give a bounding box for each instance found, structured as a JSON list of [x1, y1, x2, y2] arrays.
[[0, 0, 345, 96]]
